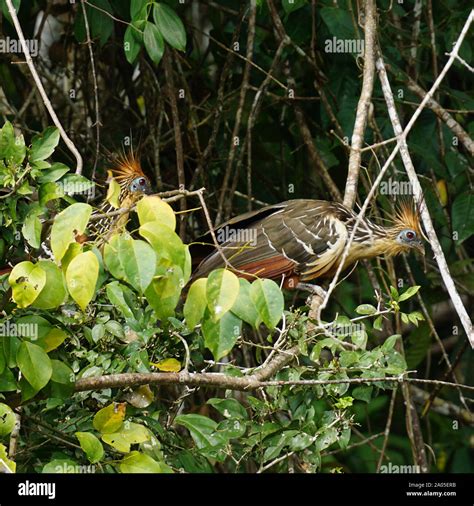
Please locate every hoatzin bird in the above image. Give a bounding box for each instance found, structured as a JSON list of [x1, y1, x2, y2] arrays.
[[192, 199, 425, 288], [0, 153, 152, 275], [86, 152, 152, 246]]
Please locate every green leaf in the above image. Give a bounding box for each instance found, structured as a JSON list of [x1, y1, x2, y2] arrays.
[[51, 203, 92, 261], [250, 278, 284, 329], [0, 0, 21, 27], [206, 269, 240, 320], [102, 422, 150, 453], [352, 386, 373, 403], [139, 221, 187, 271], [452, 193, 474, 244], [184, 278, 207, 329], [137, 195, 176, 229], [106, 178, 121, 208], [0, 121, 26, 165], [398, 285, 420, 302], [390, 286, 399, 301], [22, 207, 43, 249], [130, 0, 148, 20], [351, 329, 368, 350], [124, 24, 142, 64], [8, 261, 46, 308], [143, 21, 164, 64], [106, 237, 156, 293], [50, 359, 75, 399], [145, 265, 183, 320], [75, 432, 104, 464], [38, 163, 70, 183], [355, 304, 377, 315], [174, 414, 226, 450], [0, 403, 15, 437], [373, 315, 383, 331], [320, 7, 356, 41], [0, 443, 15, 472], [32, 260, 67, 309], [202, 310, 242, 360], [207, 398, 248, 420], [381, 334, 401, 352], [16, 341, 52, 391], [29, 127, 60, 162], [41, 459, 79, 473], [231, 278, 259, 327], [282, 0, 307, 14], [75, 0, 114, 46], [119, 451, 168, 473], [66, 251, 99, 310], [153, 3, 186, 51], [106, 282, 135, 319]]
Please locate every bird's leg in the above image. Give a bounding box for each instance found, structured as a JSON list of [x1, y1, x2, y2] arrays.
[[296, 283, 327, 328], [296, 282, 327, 299]]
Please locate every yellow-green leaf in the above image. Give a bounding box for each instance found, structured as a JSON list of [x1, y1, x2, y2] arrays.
[[65, 251, 99, 310], [106, 178, 121, 209], [184, 278, 207, 329], [32, 260, 67, 309], [206, 269, 240, 321], [51, 203, 92, 261], [75, 432, 104, 464], [137, 195, 176, 230], [8, 261, 46, 308], [102, 422, 150, 453], [151, 358, 181, 372], [93, 403, 126, 434]]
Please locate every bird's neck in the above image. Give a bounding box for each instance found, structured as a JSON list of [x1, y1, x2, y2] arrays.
[[344, 231, 405, 268]]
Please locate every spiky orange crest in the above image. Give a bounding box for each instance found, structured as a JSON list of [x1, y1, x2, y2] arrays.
[[387, 198, 425, 239], [109, 151, 146, 182]]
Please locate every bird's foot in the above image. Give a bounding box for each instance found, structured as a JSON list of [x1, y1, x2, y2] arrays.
[[296, 283, 327, 299]]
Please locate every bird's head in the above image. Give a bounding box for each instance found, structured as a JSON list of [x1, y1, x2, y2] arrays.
[[110, 151, 152, 202], [388, 200, 426, 256]]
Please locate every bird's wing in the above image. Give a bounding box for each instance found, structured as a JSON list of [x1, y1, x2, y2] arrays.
[[193, 200, 350, 281]]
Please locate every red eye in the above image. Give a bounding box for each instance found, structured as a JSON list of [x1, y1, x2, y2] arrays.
[[406, 231, 415, 240], [139, 178, 146, 186]]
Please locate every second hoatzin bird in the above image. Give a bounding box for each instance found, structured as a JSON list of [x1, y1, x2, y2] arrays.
[[192, 199, 425, 287], [88, 152, 152, 245]]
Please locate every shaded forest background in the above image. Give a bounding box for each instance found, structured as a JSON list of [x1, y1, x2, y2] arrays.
[[0, 0, 473, 474]]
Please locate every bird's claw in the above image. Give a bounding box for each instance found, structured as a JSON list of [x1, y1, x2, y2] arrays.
[[296, 283, 327, 299]]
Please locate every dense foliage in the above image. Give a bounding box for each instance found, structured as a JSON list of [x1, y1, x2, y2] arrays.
[[0, 0, 472, 474]]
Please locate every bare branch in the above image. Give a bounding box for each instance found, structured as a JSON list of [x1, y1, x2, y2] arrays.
[[344, 0, 377, 208], [5, 0, 83, 174]]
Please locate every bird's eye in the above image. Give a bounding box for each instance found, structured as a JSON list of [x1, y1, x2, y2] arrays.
[[139, 178, 146, 186], [405, 230, 415, 240]]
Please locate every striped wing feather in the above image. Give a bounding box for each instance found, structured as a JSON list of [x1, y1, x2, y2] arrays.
[[193, 200, 350, 281]]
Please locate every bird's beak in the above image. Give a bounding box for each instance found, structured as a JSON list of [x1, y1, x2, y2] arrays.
[[413, 241, 425, 257]]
